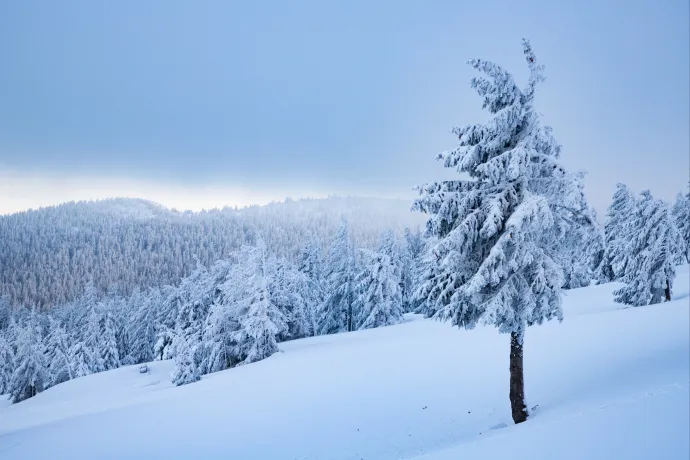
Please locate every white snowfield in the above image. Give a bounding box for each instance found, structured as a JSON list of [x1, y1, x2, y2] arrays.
[[1, 267, 688, 460]]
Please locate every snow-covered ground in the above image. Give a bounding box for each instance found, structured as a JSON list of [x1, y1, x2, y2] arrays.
[[1, 267, 688, 460]]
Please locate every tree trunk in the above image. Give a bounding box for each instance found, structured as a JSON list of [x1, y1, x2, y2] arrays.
[[509, 331, 528, 424], [665, 279, 671, 302], [347, 303, 353, 332]]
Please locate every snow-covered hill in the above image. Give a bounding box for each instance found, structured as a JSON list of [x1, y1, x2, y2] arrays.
[[1, 267, 688, 460], [0, 196, 424, 309]]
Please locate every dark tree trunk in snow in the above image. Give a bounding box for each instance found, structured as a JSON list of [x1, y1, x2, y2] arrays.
[[665, 279, 671, 302], [509, 331, 528, 424], [346, 301, 353, 332]]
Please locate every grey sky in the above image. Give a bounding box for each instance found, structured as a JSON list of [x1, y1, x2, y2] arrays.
[[0, 0, 688, 215]]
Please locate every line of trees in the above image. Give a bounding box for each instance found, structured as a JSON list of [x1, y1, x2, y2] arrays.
[[0, 184, 686, 405], [599, 183, 688, 305], [0, 221, 427, 401], [0, 196, 419, 309]]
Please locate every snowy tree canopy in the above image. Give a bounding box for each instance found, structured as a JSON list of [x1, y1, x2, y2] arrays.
[[604, 183, 636, 280], [0, 197, 421, 310], [614, 191, 681, 306], [171, 332, 201, 387], [413, 40, 593, 338], [44, 317, 73, 386], [0, 332, 14, 395], [671, 184, 690, 263], [318, 219, 357, 334], [353, 247, 403, 330], [225, 240, 288, 365], [8, 316, 49, 403]]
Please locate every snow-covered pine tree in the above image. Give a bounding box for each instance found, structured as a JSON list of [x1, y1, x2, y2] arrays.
[[171, 331, 201, 386], [197, 259, 242, 374], [267, 257, 306, 341], [128, 289, 158, 364], [413, 40, 591, 424], [101, 308, 121, 371], [44, 317, 73, 386], [614, 191, 681, 306], [672, 184, 690, 263], [587, 223, 611, 284], [83, 306, 105, 373], [0, 332, 14, 395], [410, 236, 439, 317], [563, 257, 591, 289], [112, 293, 135, 366], [153, 286, 179, 361], [290, 268, 319, 339], [297, 237, 324, 335], [200, 299, 238, 374], [69, 342, 94, 378], [8, 318, 49, 403], [154, 327, 175, 361], [173, 263, 214, 360], [353, 247, 403, 330], [401, 228, 424, 312], [561, 222, 603, 289], [298, 236, 324, 286], [558, 228, 591, 289], [542, 170, 599, 290], [227, 241, 288, 365], [378, 229, 404, 300], [603, 183, 636, 280], [319, 218, 356, 334], [0, 295, 11, 330], [80, 280, 100, 313]]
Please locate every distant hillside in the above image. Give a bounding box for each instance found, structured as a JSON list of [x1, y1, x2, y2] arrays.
[[0, 196, 424, 309]]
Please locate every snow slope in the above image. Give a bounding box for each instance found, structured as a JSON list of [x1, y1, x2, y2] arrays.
[[1, 267, 688, 460]]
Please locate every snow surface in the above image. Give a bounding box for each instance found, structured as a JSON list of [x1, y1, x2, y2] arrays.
[[1, 266, 688, 460]]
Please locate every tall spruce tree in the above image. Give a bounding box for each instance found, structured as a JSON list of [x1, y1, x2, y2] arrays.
[[8, 318, 49, 403], [588, 225, 612, 284], [0, 295, 11, 331], [0, 332, 14, 395], [200, 299, 238, 374], [614, 191, 681, 306], [353, 249, 403, 330], [83, 306, 105, 373], [228, 241, 287, 365], [402, 228, 424, 312], [171, 331, 201, 387], [44, 317, 74, 386], [128, 291, 158, 364], [101, 309, 121, 371], [671, 184, 690, 263], [318, 219, 356, 334], [603, 183, 636, 280], [69, 342, 94, 378], [174, 263, 213, 355], [413, 40, 590, 424], [411, 237, 440, 317], [297, 237, 325, 335]]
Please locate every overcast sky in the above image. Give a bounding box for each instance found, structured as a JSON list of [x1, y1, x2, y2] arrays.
[[0, 0, 688, 216]]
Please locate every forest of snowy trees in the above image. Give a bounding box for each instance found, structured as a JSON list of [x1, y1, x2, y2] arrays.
[[0, 41, 688, 409], [0, 218, 431, 400], [0, 182, 686, 404], [0, 196, 421, 309]]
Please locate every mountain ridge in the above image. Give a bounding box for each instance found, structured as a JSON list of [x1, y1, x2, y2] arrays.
[[0, 196, 424, 309]]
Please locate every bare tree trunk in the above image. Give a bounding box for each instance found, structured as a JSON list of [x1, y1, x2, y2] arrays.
[[510, 331, 528, 424], [665, 279, 671, 302]]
